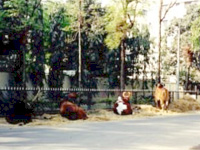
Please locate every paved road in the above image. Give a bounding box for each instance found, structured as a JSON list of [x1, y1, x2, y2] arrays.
[[1, 114, 200, 150]]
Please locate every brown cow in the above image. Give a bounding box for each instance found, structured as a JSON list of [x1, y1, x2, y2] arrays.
[[154, 83, 170, 110], [5, 101, 33, 124], [60, 100, 88, 120]]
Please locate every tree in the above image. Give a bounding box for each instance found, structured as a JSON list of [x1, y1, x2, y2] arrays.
[[28, 1, 45, 89], [191, 13, 200, 51], [104, 0, 141, 90], [81, 0, 108, 109], [191, 5, 200, 71], [78, 0, 82, 88], [163, 4, 200, 90], [1, 0, 46, 85], [126, 26, 151, 89], [65, 0, 108, 109], [0, 0, 45, 101], [157, 0, 176, 83], [44, 6, 69, 101]]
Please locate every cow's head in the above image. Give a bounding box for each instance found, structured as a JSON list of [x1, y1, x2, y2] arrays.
[[68, 92, 77, 99], [122, 91, 132, 102], [156, 83, 165, 88]]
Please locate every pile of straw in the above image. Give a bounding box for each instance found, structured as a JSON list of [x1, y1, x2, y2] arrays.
[[168, 95, 200, 113]]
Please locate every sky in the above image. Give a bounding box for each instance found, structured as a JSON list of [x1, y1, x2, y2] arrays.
[[99, 0, 112, 6]]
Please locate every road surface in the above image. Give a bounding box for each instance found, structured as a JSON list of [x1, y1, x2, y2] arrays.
[[1, 113, 200, 150]]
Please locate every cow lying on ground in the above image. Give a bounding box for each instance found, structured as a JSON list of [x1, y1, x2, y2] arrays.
[[60, 99, 88, 120], [154, 83, 170, 110], [5, 101, 33, 124], [113, 92, 132, 115]]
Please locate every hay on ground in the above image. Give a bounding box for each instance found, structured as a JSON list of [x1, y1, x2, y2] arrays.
[[168, 95, 200, 113], [1, 94, 200, 126]]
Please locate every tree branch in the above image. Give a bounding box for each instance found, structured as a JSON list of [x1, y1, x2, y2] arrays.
[[127, 0, 139, 29], [161, 0, 177, 22], [32, 88, 41, 102]]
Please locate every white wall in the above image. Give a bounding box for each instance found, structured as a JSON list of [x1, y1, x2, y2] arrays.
[[62, 76, 71, 89]]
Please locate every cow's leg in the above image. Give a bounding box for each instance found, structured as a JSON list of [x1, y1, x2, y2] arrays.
[[158, 100, 161, 109], [162, 100, 169, 112], [155, 100, 161, 109], [161, 101, 165, 111], [165, 100, 169, 113], [155, 100, 158, 108], [165, 100, 169, 109]]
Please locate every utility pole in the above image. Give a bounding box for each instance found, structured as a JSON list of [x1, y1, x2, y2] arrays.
[[176, 22, 180, 100], [78, 0, 82, 88]]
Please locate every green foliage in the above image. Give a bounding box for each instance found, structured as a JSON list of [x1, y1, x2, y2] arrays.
[[1, 0, 42, 31], [107, 49, 120, 88], [103, 0, 148, 90], [46, 5, 70, 100], [134, 95, 153, 104], [104, 5, 127, 49], [191, 18, 200, 51], [105, 32, 124, 49], [0, 11, 8, 29], [126, 26, 151, 87], [104, 0, 142, 50], [165, 4, 200, 52]]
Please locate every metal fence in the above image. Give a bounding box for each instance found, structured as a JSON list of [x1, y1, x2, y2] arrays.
[[0, 87, 199, 115]]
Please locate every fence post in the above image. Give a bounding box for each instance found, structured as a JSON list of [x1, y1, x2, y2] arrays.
[[134, 91, 137, 104]]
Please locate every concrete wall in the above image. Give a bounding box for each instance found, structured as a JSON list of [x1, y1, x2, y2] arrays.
[[0, 72, 9, 87], [0, 72, 71, 101], [62, 76, 71, 89], [0, 72, 71, 89]]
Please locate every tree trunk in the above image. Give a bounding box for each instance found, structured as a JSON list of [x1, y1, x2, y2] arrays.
[[120, 40, 125, 91], [157, 0, 163, 84], [185, 66, 190, 90], [142, 58, 147, 96], [78, 0, 82, 88], [157, 0, 177, 83], [87, 91, 92, 110], [132, 65, 134, 89]]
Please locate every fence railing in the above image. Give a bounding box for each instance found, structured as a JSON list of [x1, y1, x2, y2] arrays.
[[0, 87, 199, 115]]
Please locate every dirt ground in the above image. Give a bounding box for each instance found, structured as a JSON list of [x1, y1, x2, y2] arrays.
[[1, 94, 200, 127]]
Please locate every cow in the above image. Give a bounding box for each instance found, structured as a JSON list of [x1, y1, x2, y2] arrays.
[[63, 92, 80, 105], [5, 101, 33, 124], [154, 83, 170, 110], [113, 94, 132, 115], [60, 99, 88, 120]]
